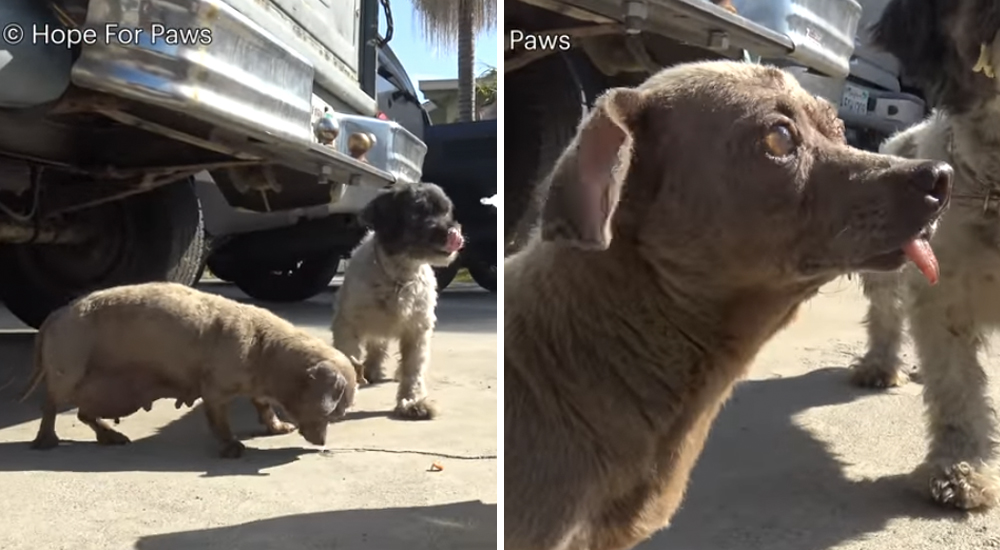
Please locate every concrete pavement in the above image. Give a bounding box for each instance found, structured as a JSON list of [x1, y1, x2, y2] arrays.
[[639, 277, 1000, 550], [0, 283, 497, 550]]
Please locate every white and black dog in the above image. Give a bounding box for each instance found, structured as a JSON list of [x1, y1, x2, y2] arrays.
[[850, 0, 1000, 510], [331, 183, 464, 419]]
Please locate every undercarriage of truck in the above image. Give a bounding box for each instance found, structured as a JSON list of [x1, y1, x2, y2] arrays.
[[0, 0, 426, 326]]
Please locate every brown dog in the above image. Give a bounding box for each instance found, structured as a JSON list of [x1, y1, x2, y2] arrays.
[[21, 282, 356, 458], [504, 61, 952, 550]]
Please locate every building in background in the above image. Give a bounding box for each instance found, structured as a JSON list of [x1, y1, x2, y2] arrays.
[[419, 73, 497, 123]]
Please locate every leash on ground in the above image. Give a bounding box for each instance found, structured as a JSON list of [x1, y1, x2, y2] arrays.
[[321, 447, 498, 460]]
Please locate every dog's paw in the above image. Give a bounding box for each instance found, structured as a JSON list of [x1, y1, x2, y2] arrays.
[[264, 421, 297, 436], [219, 440, 246, 459], [923, 461, 1000, 510], [363, 370, 391, 384], [29, 432, 60, 450], [95, 430, 131, 446], [393, 397, 438, 421], [849, 356, 907, 389]]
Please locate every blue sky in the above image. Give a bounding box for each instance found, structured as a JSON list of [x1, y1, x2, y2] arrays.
[[380, 0, 498, 100]]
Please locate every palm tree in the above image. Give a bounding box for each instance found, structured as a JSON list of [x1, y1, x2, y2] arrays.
[[413, 0, 496, 122]]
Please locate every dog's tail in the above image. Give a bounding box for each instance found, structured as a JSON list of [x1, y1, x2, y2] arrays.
[[18, 317, 51, 403]]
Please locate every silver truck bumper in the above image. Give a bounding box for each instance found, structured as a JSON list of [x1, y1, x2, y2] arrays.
[[71, 0, 421, 188]]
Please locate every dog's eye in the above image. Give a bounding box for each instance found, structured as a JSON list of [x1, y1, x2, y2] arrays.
[[764, 124, 796, 157]]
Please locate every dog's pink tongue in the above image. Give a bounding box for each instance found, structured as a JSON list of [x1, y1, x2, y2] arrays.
[[446, 228, 464, 252], [903, 238, 939, 285]]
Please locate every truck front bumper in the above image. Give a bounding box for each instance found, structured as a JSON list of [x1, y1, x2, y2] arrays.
[[69, 0, 422, 188]]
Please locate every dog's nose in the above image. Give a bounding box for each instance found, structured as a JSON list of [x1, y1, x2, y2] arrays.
[[910, 161, 952, 206]]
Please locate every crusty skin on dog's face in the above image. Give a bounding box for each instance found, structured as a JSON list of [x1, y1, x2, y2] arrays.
[[22, 282, 356, 457], [332, 182, 461, 420], [505, 60, 952, 550], [850, 0, 1000, 511]]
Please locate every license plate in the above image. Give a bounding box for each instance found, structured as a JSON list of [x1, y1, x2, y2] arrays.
[[841, 84, 870, 115]]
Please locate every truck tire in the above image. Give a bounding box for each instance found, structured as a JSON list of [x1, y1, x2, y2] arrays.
[[229, 251, 343, 303], [467, 259, 496, 293], [433, 263, 461, 291], [0, 179, 204, 328]]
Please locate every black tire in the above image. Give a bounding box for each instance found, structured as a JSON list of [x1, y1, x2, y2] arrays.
[[193, 254, 208, 285], [205, 248, 239, 283], [467, 259, 496, 293], [229, 251, 343, 303], [0, 180, 204, 328], [433, 262, 461, 291]]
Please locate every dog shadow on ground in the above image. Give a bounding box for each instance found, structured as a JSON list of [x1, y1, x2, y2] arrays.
[[639, 367, 956, 550], [133, 499, 496, 550], [0, 388, 318, 476], [201, 283, 497, 335]]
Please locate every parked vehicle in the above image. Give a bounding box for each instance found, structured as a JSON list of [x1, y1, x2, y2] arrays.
[[506, 0, 927, 245], [0, 0, 425, 327], [422, 119, 498, 293], [206, 40, 499, 297], [200, 42, 432, 302]]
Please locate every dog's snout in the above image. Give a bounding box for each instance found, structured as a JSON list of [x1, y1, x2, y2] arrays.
[[911, 161, 953, 206]]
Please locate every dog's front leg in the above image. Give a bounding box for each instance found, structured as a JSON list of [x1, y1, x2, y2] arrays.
[[202, 393, 245, 458], [363, 340, 390, 383], [851, 271, 908, 388], [332, 321, 367, 385], [252, 397, 296, 435], [394, 330, 437, 420], [910, 297, 1000, 509]]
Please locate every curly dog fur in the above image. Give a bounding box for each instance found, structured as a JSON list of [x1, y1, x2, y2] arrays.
[[850, 0, 1000, 510], [332, 183, 463, 420]]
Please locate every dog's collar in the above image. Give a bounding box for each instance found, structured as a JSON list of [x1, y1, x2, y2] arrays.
[[946, 132, 1000, 216], [373, 245, 416, 295]]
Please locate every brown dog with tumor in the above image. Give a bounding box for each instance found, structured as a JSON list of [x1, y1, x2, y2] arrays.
[[21, 282, 356, 458], [504, 61, 952, 550]]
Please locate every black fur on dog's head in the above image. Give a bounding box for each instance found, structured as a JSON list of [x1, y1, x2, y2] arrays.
[[870, 0, 1000, 113], [359, 182, 464, 266]]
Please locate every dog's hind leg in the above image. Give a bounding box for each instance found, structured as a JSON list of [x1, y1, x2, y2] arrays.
[[363, 340, 390, 383], [851, 271, 909, 388], [78, 410, 131, 446], [29, 392, 60, 450], [393, 329, 437, 420], [910, 286, 1000, 510]]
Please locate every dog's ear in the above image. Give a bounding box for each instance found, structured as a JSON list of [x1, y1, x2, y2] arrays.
[[307, 361, 354, 417], [871, 0, 1000, 111], [359, 188, 392, 230], [869, 0, 944, 70], [540, 87, 644, 250]]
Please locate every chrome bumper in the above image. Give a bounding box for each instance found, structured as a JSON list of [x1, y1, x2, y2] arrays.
[[71, 0, 422, 188]]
